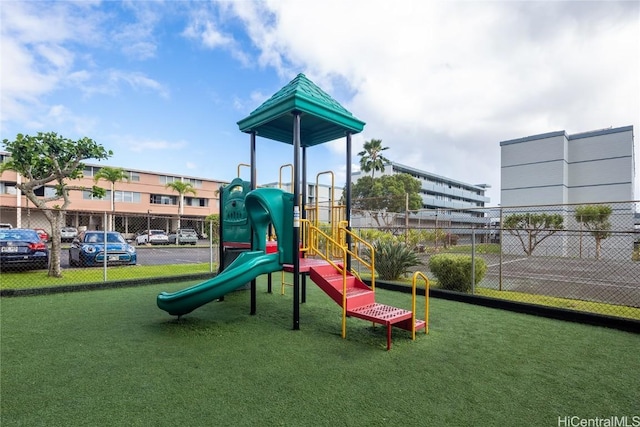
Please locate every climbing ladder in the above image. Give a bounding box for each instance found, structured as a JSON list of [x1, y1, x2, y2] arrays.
[[303, 221, 429, 350]]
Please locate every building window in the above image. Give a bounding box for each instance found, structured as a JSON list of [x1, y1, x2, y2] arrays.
[[150, 194, 176, 205], [128, 172, 140, 182], [0, 182, 17, 194], [183, 178, 202, 188], [159, 175, 179, 185], [185, 197, 208, 207], [83, 166, 101, 177], [114, 191, 141, 203]]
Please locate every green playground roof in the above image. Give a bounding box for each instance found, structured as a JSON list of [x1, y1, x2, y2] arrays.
[[237, 73, 365, 147]]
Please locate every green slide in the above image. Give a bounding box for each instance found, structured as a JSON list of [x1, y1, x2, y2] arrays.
[[157, 186, 293, 317], [157, 251, 282, 316]]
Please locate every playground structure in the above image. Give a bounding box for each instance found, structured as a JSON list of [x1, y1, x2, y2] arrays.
[[157, 74, 428, 350]]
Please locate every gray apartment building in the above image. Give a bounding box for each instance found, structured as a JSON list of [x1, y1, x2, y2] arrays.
[[501, 125, 635, 206], [500, 125, 636, 259], [351, 161, 491, 232]]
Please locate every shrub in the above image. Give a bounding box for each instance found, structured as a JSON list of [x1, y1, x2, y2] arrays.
[[428, 254, 487, 293], [357, 228, 396, 245], [364, 241, 423, 281]]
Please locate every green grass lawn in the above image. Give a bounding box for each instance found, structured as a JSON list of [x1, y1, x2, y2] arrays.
[[2, 277, 638, 426]]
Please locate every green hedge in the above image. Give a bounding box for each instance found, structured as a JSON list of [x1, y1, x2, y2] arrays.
[[429, 254, 487, 293]]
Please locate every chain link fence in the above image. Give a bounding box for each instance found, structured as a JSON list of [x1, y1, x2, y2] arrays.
[[0, 208, 219, 287], [350, 199, 640, 320], [2, 201, 639, 321]]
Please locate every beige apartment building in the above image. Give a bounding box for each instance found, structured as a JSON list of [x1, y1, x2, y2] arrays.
[[0, 152, 225, 239]]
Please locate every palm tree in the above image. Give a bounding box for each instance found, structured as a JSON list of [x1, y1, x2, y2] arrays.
[[93, 166, 129, 231], [165, 181, 197, 230], [358, 139, 390, 178]]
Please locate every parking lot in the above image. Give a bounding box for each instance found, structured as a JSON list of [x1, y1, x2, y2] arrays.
[[58, 244, 216, 268]]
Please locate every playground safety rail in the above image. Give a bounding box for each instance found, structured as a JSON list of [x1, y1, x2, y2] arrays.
[[411, 271, 430, 339]]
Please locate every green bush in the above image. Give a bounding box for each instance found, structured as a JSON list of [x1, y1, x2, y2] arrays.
[[428, 254, 487, 293], [365, 241, 423, 281], [357, 228, 396, 245]]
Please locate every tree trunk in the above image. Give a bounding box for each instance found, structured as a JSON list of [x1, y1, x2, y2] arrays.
[[47, 211, 64, 277]]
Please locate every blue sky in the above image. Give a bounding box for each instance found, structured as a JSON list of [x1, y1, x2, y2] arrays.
[[1, 0, 639, 205]]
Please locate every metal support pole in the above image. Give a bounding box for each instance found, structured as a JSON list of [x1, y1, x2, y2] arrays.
[[218, 187, 224, 274], [471, 226, 476, 294], [103, 212, 108, 282], [301, 146, 307, 303], [250, 131, 257, 315], [292, 112, 301, 330], [345, 132, 352, 271], [499, 208, 503, 292]]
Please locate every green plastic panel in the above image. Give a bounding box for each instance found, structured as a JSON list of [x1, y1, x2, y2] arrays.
[[245, 188, 294, 265], [221, 177, 252, 245]]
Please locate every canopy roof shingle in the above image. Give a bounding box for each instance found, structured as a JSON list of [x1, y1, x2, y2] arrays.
[[237, 73, 365, 147]]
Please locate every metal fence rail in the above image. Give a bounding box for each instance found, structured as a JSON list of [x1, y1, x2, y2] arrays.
[[1, 202, 639, 320], [350, 200, 640, 320]]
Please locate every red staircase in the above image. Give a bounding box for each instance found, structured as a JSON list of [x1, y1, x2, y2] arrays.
[[308, 263, 427, 350]]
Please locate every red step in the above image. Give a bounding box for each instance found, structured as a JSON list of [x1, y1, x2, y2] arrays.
[[309, 265, 374, 309], [309, 263, 426, 350], [347, 303, 427, 350]]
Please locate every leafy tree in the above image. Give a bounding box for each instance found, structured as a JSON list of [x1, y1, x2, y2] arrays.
[[93, 166, 129, 231], [165, 181, 197, 229], [205, 213, 220, 243], [574, 205, 612, 259], [503, 213, 564, 256], [348, 173, 422, 231], [358, 138, 390, 178], [1, 132, 112, 277]]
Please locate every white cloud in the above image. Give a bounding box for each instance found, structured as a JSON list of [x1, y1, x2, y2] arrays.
[[125, 138, 188, 153], [181, 5, 252, 66], [226, 0, 640, 203], [1, 1, 638, 202], [107, 70, 170, 99]]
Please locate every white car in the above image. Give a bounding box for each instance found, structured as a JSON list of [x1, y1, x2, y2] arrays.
[[167, 228, 198, 245], [60, 226, 78, 242], [136, 229, 169, 245]]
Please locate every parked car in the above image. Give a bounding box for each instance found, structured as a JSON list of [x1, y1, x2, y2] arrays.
[[168, 228, 198, 245], [60, 226, 78, 242], [34, 228, 49, 242], [69, 231, 137, 267], [0, 228, 49, 270], [135, 229, 169, 245], [0, 223, 13, 229]]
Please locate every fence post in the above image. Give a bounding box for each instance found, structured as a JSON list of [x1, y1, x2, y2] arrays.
[[405, 193, 409, 245], [209, 220, 214, 273], [103, 212, 108, 282], [499, 207, 503, 291], [471, 225, 475, 294]]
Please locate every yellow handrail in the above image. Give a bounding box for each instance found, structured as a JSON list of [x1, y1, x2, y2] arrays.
[[304, 220, 349, 338], [278, 164, 293, 189], [237, 163, 250, 179], [315, 171, 334, 228], [411, 271, 430, 339], [338, 222, 375, 292]]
